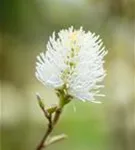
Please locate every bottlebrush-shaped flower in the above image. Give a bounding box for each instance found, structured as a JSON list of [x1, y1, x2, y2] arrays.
[[35, 27, 107, 103]]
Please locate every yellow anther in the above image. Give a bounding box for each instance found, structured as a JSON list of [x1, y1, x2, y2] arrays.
[[69, 31, 78, 42]]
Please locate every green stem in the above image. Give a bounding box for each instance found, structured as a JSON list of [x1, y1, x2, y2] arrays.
[[36, 107, 62, 150], [36, 89, 71, 150]]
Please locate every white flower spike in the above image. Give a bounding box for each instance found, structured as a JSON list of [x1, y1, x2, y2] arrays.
[[36, 27, 107, 103]]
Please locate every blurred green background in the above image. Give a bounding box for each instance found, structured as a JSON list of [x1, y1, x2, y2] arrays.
[[0, 0, 135, 150]]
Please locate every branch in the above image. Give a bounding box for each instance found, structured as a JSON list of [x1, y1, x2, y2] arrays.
[[35, 92, 70, 150], [36, 114, 52, 150], [36, 107, 62, 150]]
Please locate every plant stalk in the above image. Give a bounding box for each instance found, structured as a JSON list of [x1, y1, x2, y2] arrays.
[[36, 108, 62, 150]]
